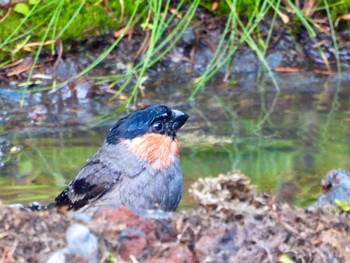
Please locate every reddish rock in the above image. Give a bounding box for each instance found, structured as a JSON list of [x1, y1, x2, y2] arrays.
[[119, 231, 148, 261], [146, 243, 194, 263], [93, 206, 157, 260], [94, 206, 156, 239], [165, 244, 194, 263], [94, 206, 138, 222]]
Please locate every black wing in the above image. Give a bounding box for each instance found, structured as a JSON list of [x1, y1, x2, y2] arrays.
[[55, 159, 121, 210]]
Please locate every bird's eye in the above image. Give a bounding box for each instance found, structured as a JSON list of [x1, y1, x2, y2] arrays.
[[152, 122, 164, 133]]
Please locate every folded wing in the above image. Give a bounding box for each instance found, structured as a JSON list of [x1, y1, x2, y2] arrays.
[[55, 159, 121, 210]]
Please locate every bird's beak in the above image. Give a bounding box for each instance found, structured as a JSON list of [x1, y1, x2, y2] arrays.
[[171, 109, 189, 133]]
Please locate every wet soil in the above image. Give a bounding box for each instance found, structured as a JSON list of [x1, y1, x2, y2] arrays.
[[0, 3, 350, 131], [1, 172, 350, 262]]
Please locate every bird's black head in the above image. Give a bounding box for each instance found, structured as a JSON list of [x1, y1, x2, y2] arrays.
[[106, 105, 189, 144]]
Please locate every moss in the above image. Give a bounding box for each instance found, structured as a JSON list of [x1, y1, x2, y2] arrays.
[[0, 0, 145, 59], [198, 0, 261, 15], [1, 0, 350, 62]]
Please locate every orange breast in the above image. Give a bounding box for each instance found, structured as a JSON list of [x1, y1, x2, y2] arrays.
[[123, 134, 179, 170]]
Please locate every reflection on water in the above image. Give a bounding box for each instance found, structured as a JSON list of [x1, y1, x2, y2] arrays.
[[1, 72, 350, 208]]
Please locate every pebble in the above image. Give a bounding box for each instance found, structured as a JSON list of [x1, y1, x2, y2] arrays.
[[47, 223, 98, 263]]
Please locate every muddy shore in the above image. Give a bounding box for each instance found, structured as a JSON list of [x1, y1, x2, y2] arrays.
[[1, 4, 350, 131], [0, 2, 349, 150], [1, 172, 350, 262]]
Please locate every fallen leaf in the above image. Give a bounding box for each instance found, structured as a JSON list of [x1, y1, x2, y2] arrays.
[[14, 3, 29, 16], [313, 69, 334, 75], [341, 14, 350, 20], [279, 254, 296, 263], [277, 10, 290, 23], [212, 1, 219, 11], [114, 27, 131, 38], [335, 200, 350, 212], [274, 67, 301, 73], [170, 8, 182, 18]]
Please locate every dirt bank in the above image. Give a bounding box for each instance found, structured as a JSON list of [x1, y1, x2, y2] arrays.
[[1, 2, 350, 90], [1, 172, 349, 262], [1, 2, 350, 135]]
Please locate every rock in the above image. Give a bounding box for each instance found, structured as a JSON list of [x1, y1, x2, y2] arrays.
[[0, 138, 11, 167], [47, 223, 98, 263], [93, 206, 157, 260], [310, 169, 350, 209], [146, 243, 194, 263], [73, 78, 97, 102], [266, 52, 284, 68], [28, 105, 48, 124], [182, 26, 195, 45], [55, 59, 79, 80], [232, 49, 258, 73], [65, 223, 98, 263], [46, 250, 66, 263], [167, 245, 194, 263], [73, 212, 93, 223], [119, 228, 148, 260], [132, 208, 174, 220], [3, 173, 350, 262]]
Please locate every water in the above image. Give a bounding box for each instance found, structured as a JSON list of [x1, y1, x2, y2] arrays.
[[1, 71, 350, 208]]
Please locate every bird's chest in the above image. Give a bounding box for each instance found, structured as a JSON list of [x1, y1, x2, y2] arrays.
[[122, 134, 180, 170], [118, 162, 183, 211]]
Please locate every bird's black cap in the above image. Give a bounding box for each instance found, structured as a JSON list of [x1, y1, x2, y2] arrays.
[[106, 105, 188, 144]]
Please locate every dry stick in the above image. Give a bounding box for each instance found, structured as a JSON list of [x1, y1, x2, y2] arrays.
[[53, 39, 63, 70], [6, 58, 33, 77], [188, 45, 196, 75], [0, 7, 12, 24], [0, 58, 24, 70], [1, 239, 18, 262], [134, 29, 151, 60]]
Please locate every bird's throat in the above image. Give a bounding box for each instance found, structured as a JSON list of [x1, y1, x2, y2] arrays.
[[123, 134, 180, 170]]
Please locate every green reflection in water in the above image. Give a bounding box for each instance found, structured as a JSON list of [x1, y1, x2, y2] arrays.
[[1, 88, 350, 209]]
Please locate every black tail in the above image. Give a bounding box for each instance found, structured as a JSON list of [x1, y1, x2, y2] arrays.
[[27, 201, 55, 211], [10, 201, 55, 211]]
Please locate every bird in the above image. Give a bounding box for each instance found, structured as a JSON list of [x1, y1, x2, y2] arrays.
[[54, 105, 189, 216]]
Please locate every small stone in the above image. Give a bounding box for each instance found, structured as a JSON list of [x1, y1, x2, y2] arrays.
[[46, 250, 66, 263], [310, 169, 350, 209], [28, 105, 48, 124], [182, 26, 195, 45], [74, 79, 96, 101], [66, 223, 98, 263]]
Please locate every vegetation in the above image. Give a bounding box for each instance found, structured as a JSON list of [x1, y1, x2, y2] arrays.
[[0, 0, 349, 105]]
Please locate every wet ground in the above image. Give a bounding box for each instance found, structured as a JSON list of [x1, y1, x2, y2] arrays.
[[1, 69, 350, 209], [2, 172, 350, 262]]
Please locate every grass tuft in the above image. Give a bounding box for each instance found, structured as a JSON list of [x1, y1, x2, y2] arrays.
[[0, 0, 349, 107]]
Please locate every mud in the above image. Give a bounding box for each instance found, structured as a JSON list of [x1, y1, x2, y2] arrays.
[[1, 172, 350, 262], [1, 3, 350, 132]]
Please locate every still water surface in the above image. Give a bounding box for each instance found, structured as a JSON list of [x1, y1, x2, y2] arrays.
[[1, 72, 350, 208]]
